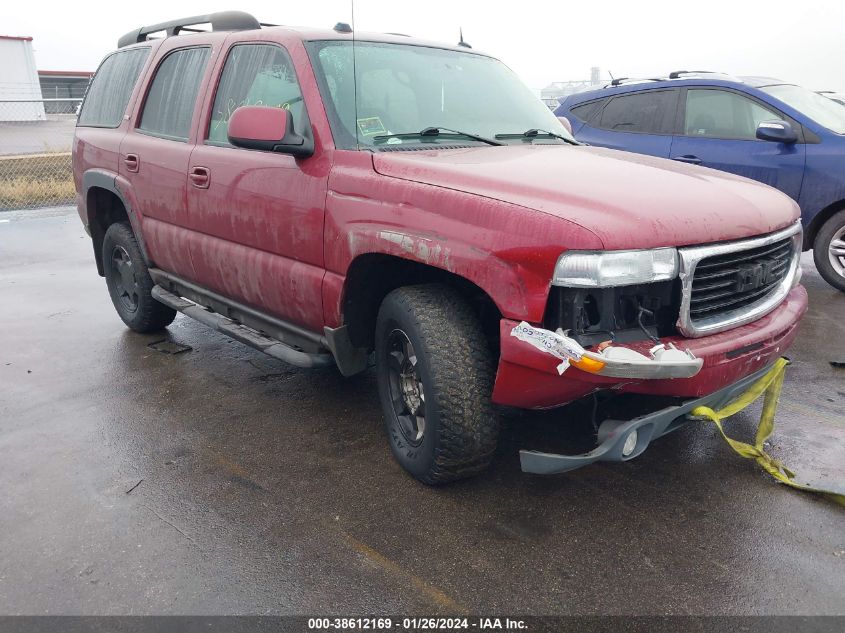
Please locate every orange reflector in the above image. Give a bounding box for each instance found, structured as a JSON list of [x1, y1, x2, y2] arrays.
[[571, 356, 606, 374]]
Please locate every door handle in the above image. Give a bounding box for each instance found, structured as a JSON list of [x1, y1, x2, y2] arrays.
[[673, 155, 702, 165], [124, 154, 139, 173], [189, 166, 210, 189]]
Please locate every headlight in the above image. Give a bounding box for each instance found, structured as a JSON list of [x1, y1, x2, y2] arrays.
[[553, 248, 679, 287]]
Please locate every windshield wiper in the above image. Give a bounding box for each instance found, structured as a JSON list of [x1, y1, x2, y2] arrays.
[[373, 126, 504, 146], [495, 128, 580, 145]]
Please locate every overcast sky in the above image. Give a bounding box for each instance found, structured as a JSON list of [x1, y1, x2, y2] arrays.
[[7, 0, 845, 93]]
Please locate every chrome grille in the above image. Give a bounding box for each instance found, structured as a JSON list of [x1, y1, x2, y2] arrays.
[[677, 222, 802, 337], [689, 236, 794, 319]]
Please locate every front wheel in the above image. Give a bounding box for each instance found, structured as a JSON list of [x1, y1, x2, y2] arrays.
[[814, 209, 845, 292], [375, 284, 499, 485]]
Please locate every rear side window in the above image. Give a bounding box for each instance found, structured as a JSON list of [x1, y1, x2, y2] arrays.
[[77, 48, 149, 128], [684, 89, 778, 140], [598, 90, 677, 134], [570, 99, 605, 123], [139, 47, 211, 141], [208, 44, 304, 146]]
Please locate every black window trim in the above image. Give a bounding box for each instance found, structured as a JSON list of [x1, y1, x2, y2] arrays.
[[591, 88, 680, 137], [304, 40, 353, 150], [76, 46, 151, 130], [203, 40, 311, 151], [136, 44, 213, 144], [568, 97, 607, 125], [676, 86, 807, 143]]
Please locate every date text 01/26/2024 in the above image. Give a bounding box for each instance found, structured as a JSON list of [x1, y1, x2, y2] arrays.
[[307, 617, 528, 630]]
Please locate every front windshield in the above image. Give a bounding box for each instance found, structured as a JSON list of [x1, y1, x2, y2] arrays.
[[307, 40, 573, 149], [762, 84, 845, 134]]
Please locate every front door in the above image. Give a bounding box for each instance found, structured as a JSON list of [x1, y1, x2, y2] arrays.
[[186, 42, 328, 332], [670, 88, 806, 201]]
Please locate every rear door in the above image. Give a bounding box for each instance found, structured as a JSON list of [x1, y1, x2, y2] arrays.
[[119, 43, 215, 281], [185, 40, 328, 332], [570, 89, 679, 158], [669, 88, 806, 200]]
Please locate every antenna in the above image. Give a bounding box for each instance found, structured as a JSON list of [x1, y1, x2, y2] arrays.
[[608, 70, 615, 81], [458, 27, 471, 48]]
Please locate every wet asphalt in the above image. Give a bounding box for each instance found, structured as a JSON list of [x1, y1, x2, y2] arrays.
[[0, 207, 843, 616]]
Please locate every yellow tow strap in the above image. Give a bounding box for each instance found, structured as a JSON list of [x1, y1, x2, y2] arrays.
[[691, 357, 845, 508]]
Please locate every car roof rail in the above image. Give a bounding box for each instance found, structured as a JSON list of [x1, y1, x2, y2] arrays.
[[669, 70, 745, 83], [605, 77, 663, 88], [117, 10, 261, 48], [668, 69, 722, 79]]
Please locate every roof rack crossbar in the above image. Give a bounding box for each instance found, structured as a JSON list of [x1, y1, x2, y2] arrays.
[[668, 70, 717, 79], [606, 77, 663, 87], [117, 11, 260, 48]]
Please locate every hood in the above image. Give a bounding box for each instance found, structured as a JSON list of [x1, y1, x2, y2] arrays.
[[372, 145, 800, 250]]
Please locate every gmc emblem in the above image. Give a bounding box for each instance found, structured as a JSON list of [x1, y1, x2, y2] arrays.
[[734, 259, 778, 292]]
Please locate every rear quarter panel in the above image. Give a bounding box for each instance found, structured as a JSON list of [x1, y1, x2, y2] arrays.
[[73, 128, 122, 225]]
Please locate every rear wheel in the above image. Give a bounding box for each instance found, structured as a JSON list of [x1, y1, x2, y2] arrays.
[[814, 209, 845, 292], [375, 284, 499, 485], [102, 222, 176, 332]]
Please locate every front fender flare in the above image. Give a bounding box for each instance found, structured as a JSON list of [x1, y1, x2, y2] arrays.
[[342, 225, 549, 322]]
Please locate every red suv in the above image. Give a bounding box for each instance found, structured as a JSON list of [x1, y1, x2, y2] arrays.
[[73, 11, 807, 484]]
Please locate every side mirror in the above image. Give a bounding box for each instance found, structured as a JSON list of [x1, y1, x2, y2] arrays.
[[557, 115, 573, 135], [756, 119, 798, 144], [227, 106, 313, 157]]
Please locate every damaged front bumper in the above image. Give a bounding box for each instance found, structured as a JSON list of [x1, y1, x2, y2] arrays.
[[491, 287, 807, 410], [510, 321, 704, 380], [519, 360, 777, 474]]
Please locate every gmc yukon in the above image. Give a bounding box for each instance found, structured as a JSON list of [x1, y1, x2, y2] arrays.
[[73, 11, 807, 484]]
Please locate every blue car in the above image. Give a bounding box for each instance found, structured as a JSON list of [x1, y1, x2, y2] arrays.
[[556, 72, 845, 291]]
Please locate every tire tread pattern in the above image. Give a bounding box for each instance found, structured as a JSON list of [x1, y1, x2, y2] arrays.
[[380, 284, 499, 484]]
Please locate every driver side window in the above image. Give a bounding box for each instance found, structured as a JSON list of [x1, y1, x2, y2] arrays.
[[208, 43, 304, 146], [684, 89, 777, 140]]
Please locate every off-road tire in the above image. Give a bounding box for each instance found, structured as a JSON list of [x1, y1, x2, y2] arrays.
[[102, 222, 176, 332], [375, 284, 499, 484], [814, 209, 845, 292]]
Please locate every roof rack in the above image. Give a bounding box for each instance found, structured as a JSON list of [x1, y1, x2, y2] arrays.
[[605, 77, 663, 88], [668, 70, 717, 79], [117, 11, 260, 48]]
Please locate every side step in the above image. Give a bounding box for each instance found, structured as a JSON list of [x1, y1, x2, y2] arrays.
[[151, 285, 335, 369]]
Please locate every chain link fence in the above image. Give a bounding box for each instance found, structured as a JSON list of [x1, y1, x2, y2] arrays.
[[0, 99, 81, 211]]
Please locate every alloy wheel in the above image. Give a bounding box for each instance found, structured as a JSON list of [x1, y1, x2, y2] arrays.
[[111, 245, 139, 313], [828, 225, 845, 278], [385, 328, 426, 446]]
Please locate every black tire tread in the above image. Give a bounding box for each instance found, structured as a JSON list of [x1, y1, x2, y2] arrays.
[[379, 284, 498, 484], [103, 222, 177, 333]]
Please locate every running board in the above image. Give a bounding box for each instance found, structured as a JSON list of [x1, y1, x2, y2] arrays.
[[151, 285, 335, 369]]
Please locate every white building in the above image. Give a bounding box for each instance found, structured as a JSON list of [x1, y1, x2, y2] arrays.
[[0, 35, 46, 122]]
